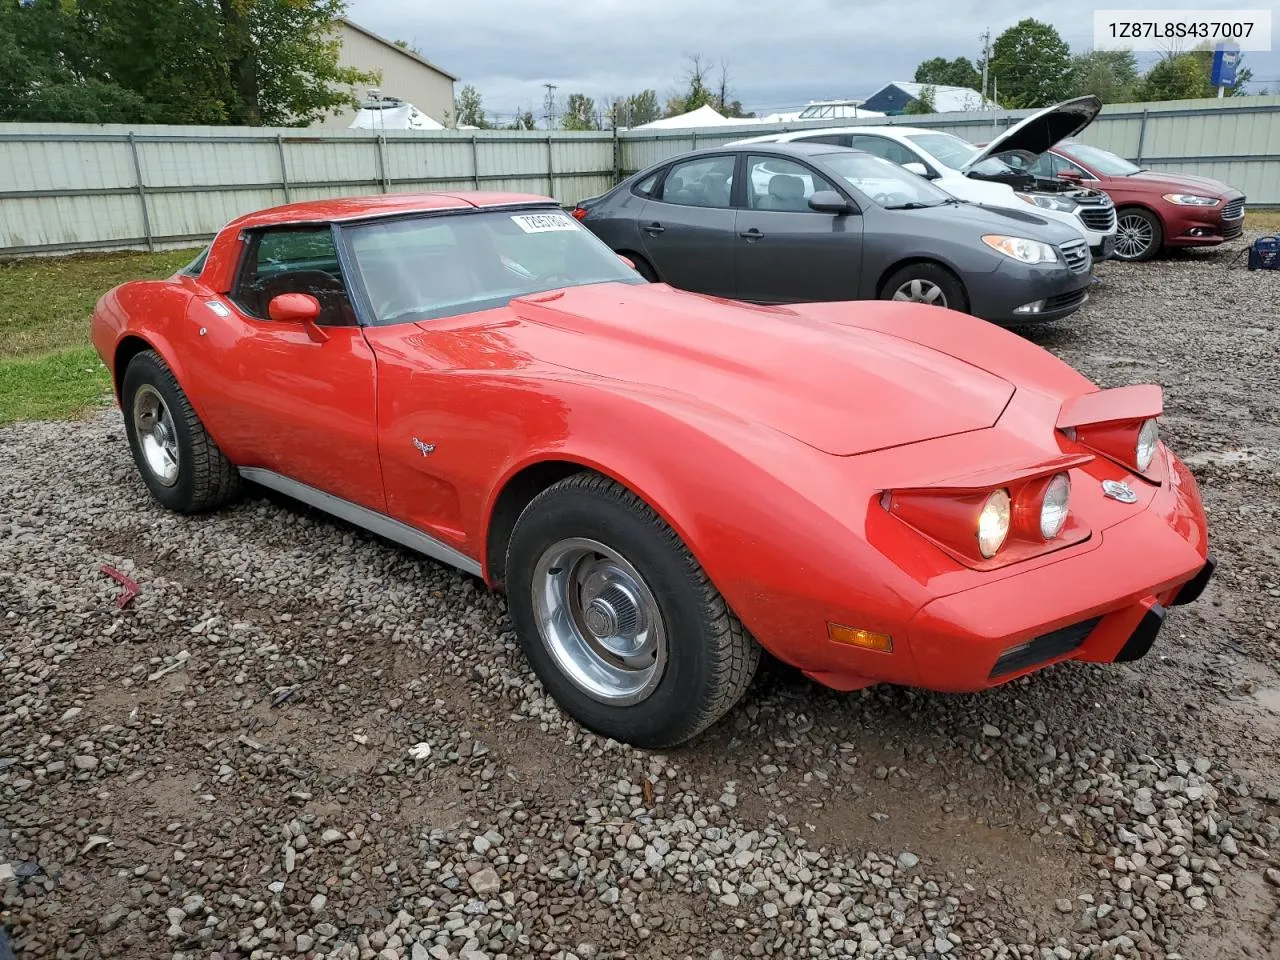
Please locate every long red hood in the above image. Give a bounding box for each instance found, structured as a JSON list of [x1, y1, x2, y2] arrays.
[[500, 283, 1014, 457]]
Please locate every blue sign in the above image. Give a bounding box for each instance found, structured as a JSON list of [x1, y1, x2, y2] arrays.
[[1211, 43, 1241, 88]]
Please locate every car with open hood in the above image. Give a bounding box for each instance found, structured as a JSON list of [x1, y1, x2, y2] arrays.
[[728, 96, 1118, 261], [991, 140, 1246, 262], [92, 191, 1213, 748], [574, 143, 1094, 325]]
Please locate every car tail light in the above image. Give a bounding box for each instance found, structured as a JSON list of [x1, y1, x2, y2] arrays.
[[1066, 417, 1160, 477], [571, 206, 589, 221]]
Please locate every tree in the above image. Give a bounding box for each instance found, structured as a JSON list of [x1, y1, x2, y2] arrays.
[[1185, 47, 1253, 96], [913, 56, 980, 90], [560, 92, 598, 130], [1138, 53, 1208, 102], [903, 84, 937, 115], [664, 53, 716, 116], [453, 84, 489, 128], [1067, 49, 1139, 102], [989, 18, 1072, 108], [505, 107, 536, 130], [606, 89, 660, 128]]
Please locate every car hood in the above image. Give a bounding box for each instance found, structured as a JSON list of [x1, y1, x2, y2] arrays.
[[498, 283, 1014, 456], [965, 96, 1102, 171], [1121, 170, 1238, 197], [914, 199, 1083, 242]]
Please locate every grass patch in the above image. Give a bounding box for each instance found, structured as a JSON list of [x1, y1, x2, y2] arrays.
[[1246, 210, 1280, 233], [0, 247, 199, 423]]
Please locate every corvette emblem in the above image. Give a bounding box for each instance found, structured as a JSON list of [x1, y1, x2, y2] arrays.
[[412, 438, 436, 457], [1101, 479, 1138, 504]]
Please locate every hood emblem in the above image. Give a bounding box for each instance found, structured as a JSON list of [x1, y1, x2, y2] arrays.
[[412, 438, 436, 457], [1102, 479, 1137, 504]]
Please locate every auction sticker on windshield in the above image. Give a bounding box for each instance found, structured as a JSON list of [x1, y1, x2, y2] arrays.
[[511, 212, 579, 233]]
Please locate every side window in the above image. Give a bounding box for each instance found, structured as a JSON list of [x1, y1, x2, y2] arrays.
[[180, 244, 211, 278], [746, 156, 838, 212], [796, 133, 851, 147], [632, 171, 660, 198], [657, 155, 735, 209], [850, 135, 918, 167], [1049, 153, 1090, 178], [233, 227, 356, 327]]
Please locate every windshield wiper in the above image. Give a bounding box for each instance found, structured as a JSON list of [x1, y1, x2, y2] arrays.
[[884, 201, 937, 210]]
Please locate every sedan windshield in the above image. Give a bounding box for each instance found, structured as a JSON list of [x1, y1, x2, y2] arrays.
[[345, 209, 644, 324], [1063, 143, 1141, 176], [906, 132, 1015, 178], [817, 152, 956, 208]]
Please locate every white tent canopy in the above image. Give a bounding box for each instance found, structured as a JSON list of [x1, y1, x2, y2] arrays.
[[349, 97, 444, 131], [634, 104, 742, 129]]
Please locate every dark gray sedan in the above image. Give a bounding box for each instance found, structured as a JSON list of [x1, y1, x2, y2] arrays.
[[573, 143, 1094, 325]]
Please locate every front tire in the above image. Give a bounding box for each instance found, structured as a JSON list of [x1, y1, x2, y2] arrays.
[[506, 473, 760, 748], [1114, 208, 1163, 262], [881, 262, 969, 313], [121, 350, 239, 513]]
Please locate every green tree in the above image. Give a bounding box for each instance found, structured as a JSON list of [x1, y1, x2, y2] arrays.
[[1138, 53, 1208, 101], [1185, 47, 1253, 96], [913, 56, 980, 90], [989, 18, 1072, 108], [903, 84, 937, 115], [664, 53, 716, 116], [1067, 49, 1139, 102], [561, 92, 598, 130], [505, 107, 536, 130], [607, 89, 660, 127], [452, 83, 489, 128]]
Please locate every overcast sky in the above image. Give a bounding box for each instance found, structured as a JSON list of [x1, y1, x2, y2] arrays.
[[346, 0, 1279, 120]]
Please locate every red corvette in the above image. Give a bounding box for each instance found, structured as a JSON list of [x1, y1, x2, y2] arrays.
[[91, 192, 1214, 747]]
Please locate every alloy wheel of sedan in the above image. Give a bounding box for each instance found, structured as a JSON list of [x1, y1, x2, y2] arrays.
[[532, 537, 666, 705], [1115, 212, 1157, 261], [132, 384, 181, 487], [892, 278, 948, 307]]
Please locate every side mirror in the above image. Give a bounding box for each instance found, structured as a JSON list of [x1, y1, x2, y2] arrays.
[[268, 292, 328, 343], [1057, 168, 1084, 183], [808, 190, 856, 215], [617, 254, 636, 270], [902, 161, 931, 178]]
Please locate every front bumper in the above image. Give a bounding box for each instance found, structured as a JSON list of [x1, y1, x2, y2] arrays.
[[971, 259, 1094, 326], [1164, 194, 1246, 247], [1091, 233, 1116, 261]]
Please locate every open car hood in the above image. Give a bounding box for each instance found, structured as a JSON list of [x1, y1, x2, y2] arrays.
[[964, 96, 1102, 171], [501, 284, 1014, 457]]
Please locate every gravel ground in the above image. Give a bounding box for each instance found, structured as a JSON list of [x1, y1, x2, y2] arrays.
[[3, 238, 1280, 960]]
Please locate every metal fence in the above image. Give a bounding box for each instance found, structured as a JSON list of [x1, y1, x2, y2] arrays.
[[1, 95, 1277, 256]]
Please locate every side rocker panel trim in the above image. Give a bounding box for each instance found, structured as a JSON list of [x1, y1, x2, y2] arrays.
[[238, 467, 482, 577]]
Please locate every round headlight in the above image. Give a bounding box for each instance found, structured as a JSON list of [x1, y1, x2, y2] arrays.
[[978, 489, 1011, 558], [1136, 419, 1159, 472], [1039, 473, 1070, 540]]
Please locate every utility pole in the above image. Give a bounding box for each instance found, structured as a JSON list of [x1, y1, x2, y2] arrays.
[[542, 83, 558, 130], [979, 28, 991, 108]]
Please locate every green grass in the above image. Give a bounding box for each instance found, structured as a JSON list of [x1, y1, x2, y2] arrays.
[[1246, 210, 1280, 233], [0, 247, 198, 424]]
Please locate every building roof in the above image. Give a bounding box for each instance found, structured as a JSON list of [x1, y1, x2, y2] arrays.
[[867, 82, 989, 112], [340, 18, 459, 82]]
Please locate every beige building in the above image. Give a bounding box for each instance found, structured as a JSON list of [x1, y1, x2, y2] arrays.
[[318, 18, 458, 129]]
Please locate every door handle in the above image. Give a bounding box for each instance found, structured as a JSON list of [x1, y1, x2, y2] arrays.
[[643, 222, 665, 235], [739, 228, 764, 241]]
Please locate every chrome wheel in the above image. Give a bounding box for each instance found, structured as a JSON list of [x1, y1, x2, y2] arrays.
[[532, 537, 666, 705], [132, 385, 180, 487], [891, 278, 948, 307], [1115, 213, 1155, 260]]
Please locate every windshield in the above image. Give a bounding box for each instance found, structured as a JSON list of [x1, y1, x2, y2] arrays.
[[1063, 143, 1141, 176], [906, 132, 1016, 177], [345, 209, 644, 325], [817, 152, 956, 208]]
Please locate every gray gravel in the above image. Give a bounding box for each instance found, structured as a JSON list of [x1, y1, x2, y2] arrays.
[[2, 237, 1280, 959]]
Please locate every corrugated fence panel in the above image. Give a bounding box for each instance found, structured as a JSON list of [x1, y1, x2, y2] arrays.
[[2, 98, 1278, 254]]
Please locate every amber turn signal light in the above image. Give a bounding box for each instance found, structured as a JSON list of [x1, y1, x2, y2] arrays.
[[827, 624, 893, 652]]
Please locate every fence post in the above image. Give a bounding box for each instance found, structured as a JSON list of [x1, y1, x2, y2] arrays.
[[545, 135, 555, 199], [691, 130, 698, 151], [1135, 109, 1149, 164], [127, 132, 154, 252], [276, 135, 291, 203], [376, 135, 389, 193], [612, 125, 621, 185], [471, 134, 481, 189]]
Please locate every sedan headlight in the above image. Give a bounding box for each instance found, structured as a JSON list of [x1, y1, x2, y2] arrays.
[[977, 489, 1011, 558], [1162, 193, 1219, 206], [981, 235, 1059, 265], [1136, 418, 1159, 472], [1039, 473, 1071, 540], [1016, 192, 1077, 213]]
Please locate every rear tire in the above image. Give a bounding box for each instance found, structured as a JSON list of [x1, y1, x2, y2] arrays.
[[881, 262, 969, 313], [1114, 207, 1163, 262], [121, 350, 239, 513], [624, 252, 659, 283], [505, 472, 760, 748]]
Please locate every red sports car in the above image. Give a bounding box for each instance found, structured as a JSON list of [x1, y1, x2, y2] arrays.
[[91, 192, 1214, 747]]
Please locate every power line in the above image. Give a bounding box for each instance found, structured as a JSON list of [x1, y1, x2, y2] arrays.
[[542, 83, 557, 130]]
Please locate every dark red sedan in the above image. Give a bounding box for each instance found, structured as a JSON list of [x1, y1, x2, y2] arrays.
[[1020, 140, 1245, 261]]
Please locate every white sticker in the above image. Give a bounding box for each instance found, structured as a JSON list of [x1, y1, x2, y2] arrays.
[[511, 212, 578, 233]]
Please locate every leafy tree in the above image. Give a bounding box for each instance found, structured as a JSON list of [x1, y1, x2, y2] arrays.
[[913, 56, 980, 90], [505, 107, 536, 130], [1138, 53, 1208, 101], [1067, 49, 1139, 102], [1185, 47, 1253, 96], [903, 84, 937, 115], [989, 18, 1072, 108], [664, 54, 716, 116], [606, 89, 660, 127], [561, 92, 598, 130], [453, 83, 490, 128]]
